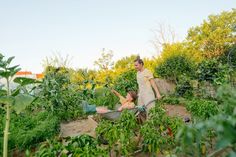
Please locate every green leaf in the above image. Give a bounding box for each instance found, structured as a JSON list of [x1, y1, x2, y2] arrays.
[[13, 94, 34, 114], [6, 56, 15, 64], [0, 61, 7, 68], [13, 77, 41, 86], [11, 87, 20, 96], [0, 96, 14, 106], [0, 89, 7, 96], [0, 71, 11, 78], [0, 53, 4, 60], [7, 65, 19, 71], [10, 67, 21, 76]]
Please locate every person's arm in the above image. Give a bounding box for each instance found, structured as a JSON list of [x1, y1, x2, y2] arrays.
[[111, 89, 122, 97], [111, 89, 126, 105], [118, 102, 135, 111], [150, 79, 162, 99]]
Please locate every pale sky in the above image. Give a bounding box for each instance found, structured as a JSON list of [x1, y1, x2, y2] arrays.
[[0, 0, 235, 73]]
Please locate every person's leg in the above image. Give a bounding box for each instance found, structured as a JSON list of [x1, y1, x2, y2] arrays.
[[143, 92, 155, 118], [82, 101, 97, 114], [96, 107, 110, 113]]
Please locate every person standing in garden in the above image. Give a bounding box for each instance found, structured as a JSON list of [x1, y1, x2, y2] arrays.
[[134, 56, 162, 113]]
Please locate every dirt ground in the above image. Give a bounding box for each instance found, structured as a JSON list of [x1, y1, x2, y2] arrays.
[[60, 115, 98, 138], [164, 104, 191, 119], [60, 105, 191, 138]]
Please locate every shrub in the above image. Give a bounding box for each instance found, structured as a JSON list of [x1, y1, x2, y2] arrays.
[[175, 76, 193, 97], [196, 58, 231, 85], [186, 99, 219, 119], [0, 111, 59, 153], [88, 87, 119, 109], [113, 69, 138, 96], [155, 55, 195, 83], [36, 67, 84, 121]]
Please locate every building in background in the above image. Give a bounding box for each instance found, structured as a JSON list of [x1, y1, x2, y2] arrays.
[[0, 71, 44, 90]]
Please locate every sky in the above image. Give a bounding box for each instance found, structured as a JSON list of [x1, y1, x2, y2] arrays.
[[0, 0, 235, 73]]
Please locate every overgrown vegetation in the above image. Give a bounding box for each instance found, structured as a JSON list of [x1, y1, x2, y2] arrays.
[[0, 9, 236, 157]]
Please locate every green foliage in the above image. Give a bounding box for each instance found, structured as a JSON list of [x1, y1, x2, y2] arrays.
[[227, 45, 236, 69], [37, 67, 83, 120], [34, 135, 108, 157], [76, 78, 119, 109], [96, 110, 138, 156], [196, 58, 231, 85], [34, 138, 66, 157], [155, 55, 195, 82], [161, 96, 180, 105], [114, 55, 137, 70], [113, 69, 138, 96], [187, 9, 236, 59], [141, 104, 183, 154], [70, 68, 96, 84], [89, 87, 119, 109], [12, 77, 41, 96], [176, 85, 236, 156], [79, 79, 97, 101], [175, 76, 193, 97], [186, 99, 219, 120], [0, 111, 59, 153], [65, 135, 108, 157], [217, 85, 236, 115], [0, 54, 36, 157]]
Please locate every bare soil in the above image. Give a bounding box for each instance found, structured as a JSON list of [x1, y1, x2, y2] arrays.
[[60, 115, 98, 138], [164, 104, 191, 119]]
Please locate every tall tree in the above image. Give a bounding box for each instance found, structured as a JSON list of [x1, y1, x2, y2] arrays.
[[187, 9, 236, 59]]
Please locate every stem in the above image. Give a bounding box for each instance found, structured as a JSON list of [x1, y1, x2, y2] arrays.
[[6, 78, 11, 96], [3, 102, 10, 157], [3, 78, 11, 157]]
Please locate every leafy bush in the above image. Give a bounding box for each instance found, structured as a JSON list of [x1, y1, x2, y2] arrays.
[[36, 67, 84, 121], [186, 99, 218, 120], [96, 110, 138, 156], [161, 96, 180, 105], [175, 76, 193, 97], [196, 58, 231, 85], [141, 103, 183, 154], [89, 87, 119, 109], [113, 69, 138, 96], [34, 135, 107, 157], [155, 55, 195, 83], [176, 85, 236, 157], [0, 111, 59, 154]]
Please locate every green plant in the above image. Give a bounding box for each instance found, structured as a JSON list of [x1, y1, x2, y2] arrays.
[[161, 96, 180, 105], [37, 67, 84, 120], [176, 85, 236, 156], [140, 104, 183, 155], [7, 111, 59, 151], [96, 110, 138, 156], [34, 135, 108, 157], [66, 135, 107, 157], [175, 76, 193, 97], [113, 69, 138, 96], [196, 59, 231, 85], [186, 98, 218, 120], [155, 55, 195, 83], [0, 54, 35, 157], [89, 87, 119, 109], [34, 138, 66, 157]]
